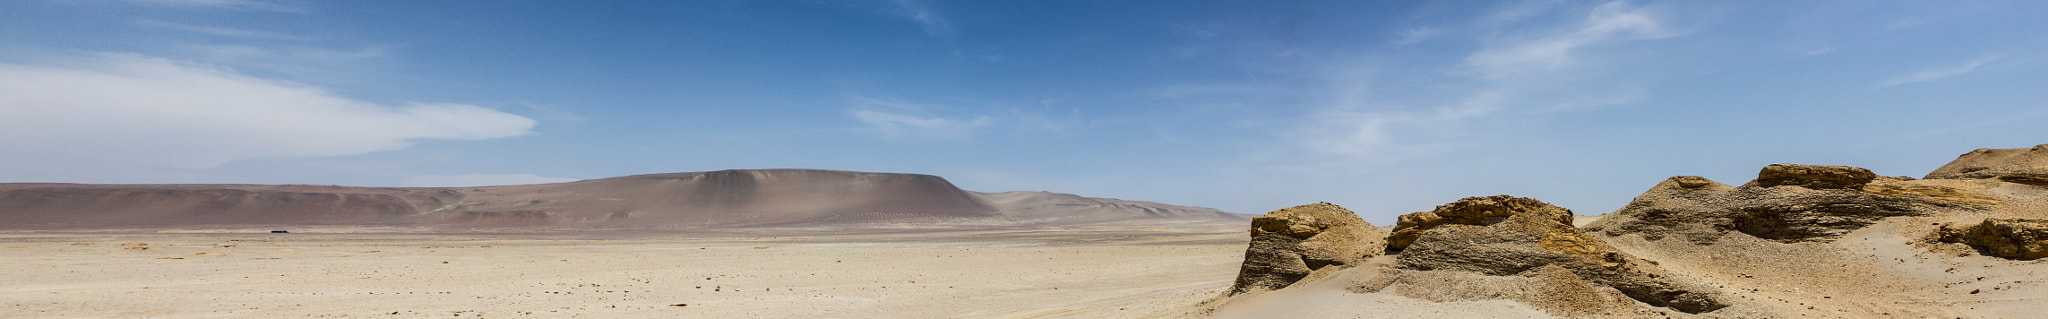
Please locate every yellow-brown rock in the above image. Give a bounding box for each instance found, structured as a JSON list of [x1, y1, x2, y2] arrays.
[[1588, 165, 1991, 244], [1391, 195, 1727, 313], [1228, 203, 1387, 295], [1939, 218, 2048, 260], [1387, 195, 1571, 250], [1754, 163, 1877, 189]]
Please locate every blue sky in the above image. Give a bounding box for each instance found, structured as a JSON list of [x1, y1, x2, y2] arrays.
[[2, 0, 2044, 224]]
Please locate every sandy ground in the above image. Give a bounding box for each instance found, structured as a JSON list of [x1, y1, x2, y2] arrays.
[[0, 226, 1247, 318]]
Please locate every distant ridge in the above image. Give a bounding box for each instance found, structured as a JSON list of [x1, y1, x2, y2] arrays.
[[0, 169, 1244, 229]]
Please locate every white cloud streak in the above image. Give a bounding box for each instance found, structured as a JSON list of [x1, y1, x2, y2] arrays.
[[124, 0, 304, 12], [137, 20, 304, 40], [1298, 1, 1678, 162], [1466, 1, 1678, 79], [1390, 26, 1440, 45], [887, 0, 952, 39], [0, 53, 535, 179], [848, 97, 991, 142], [1878, 56, 1999, 88]]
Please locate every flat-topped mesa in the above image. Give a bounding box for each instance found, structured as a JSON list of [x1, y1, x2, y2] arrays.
[[0, 185, 463, 227], [1390, 195, 1727, 313], [1228, 203, 1387, 295], [0, 169, 1248, 230], [1588, 163, 1996, 245], [0, 169, 1002, 228], [1926, 144, 2048, 185]]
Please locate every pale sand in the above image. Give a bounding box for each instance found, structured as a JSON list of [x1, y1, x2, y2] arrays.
[[0, 227, 1246, 318]]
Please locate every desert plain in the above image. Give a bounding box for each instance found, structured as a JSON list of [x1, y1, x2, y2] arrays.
[[1, 224, 1245, 318]]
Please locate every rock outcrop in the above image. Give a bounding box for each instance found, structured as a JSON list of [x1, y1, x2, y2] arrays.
[[1939, 218, 2048, 260], [1386, 195, 1573, 250], [1228, 203, 1387, 295], [1753, 163, 1877, 189], [1391, 195, 1727, 313], [1587, 164, 1991, 244], [1925, 144, 2048, 185]]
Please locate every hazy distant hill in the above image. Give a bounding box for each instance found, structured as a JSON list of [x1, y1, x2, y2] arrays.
[[0, 169, 1244, 229]]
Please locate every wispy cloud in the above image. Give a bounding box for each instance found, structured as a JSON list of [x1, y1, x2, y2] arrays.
[[1288, 1, 1681, 165], [1878, 56, 2000, 88], [1390, 26, 1440, 45], [1010, 99, 1089, 134], [401, 174, 578, 187], [0, 53, 534, 178], [1145, 83, 1287, 99], [171, 43, 391, 83], [181, 43, 387, 62], [1886, 17, 1933, 31], [1466, 1, 1679, 79], [124, 0, 305, 12], [137, 20, 304, 40], [887, 0, 952, 39], [848, 97, 991, 142]]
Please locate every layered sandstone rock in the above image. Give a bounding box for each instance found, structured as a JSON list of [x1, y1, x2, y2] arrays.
[[1228, 203, 1387, 295], [1391, 195, 1727, 313], [1753, 163, 1877, 189], [1939, 218, 2048, 260], [1588, 164, 1991, 244], [1386, 195, 1572, 250]]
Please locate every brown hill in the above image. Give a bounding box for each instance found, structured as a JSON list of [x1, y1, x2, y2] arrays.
[[1926, 144, 2048, 185], [0, 184, 460, 227], [0, 169, 1240, 229]]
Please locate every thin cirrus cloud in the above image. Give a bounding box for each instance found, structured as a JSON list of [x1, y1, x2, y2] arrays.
[[0, 53, 536, 179], [122, 0, 304, 12], [1389, 26, 1440, 45], [886, 0, 952, 39], [1877, 56, 2000, 88], [136, 20, 304, 40], [1297, 1, 1678, 163], [848, 97, 992, 142], [1465, 1, 1678, 79]]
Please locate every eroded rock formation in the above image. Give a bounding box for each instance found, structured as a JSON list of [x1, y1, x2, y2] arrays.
[[1939, 218, 2048, 260], [1228, 202, 1387, 295], [1391, 195, 1727, 313], [1587, 164, 1992, 244], [1753, 163, 1877, 189]]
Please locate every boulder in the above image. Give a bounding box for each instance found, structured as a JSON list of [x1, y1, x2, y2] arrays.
[[1392, 195, 1727, 313], [1587, 165, 1990, 244], [1939, 218, 2048, 260], [1228, 202, 1387, 295], [1925, 145, 2048, 185]]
